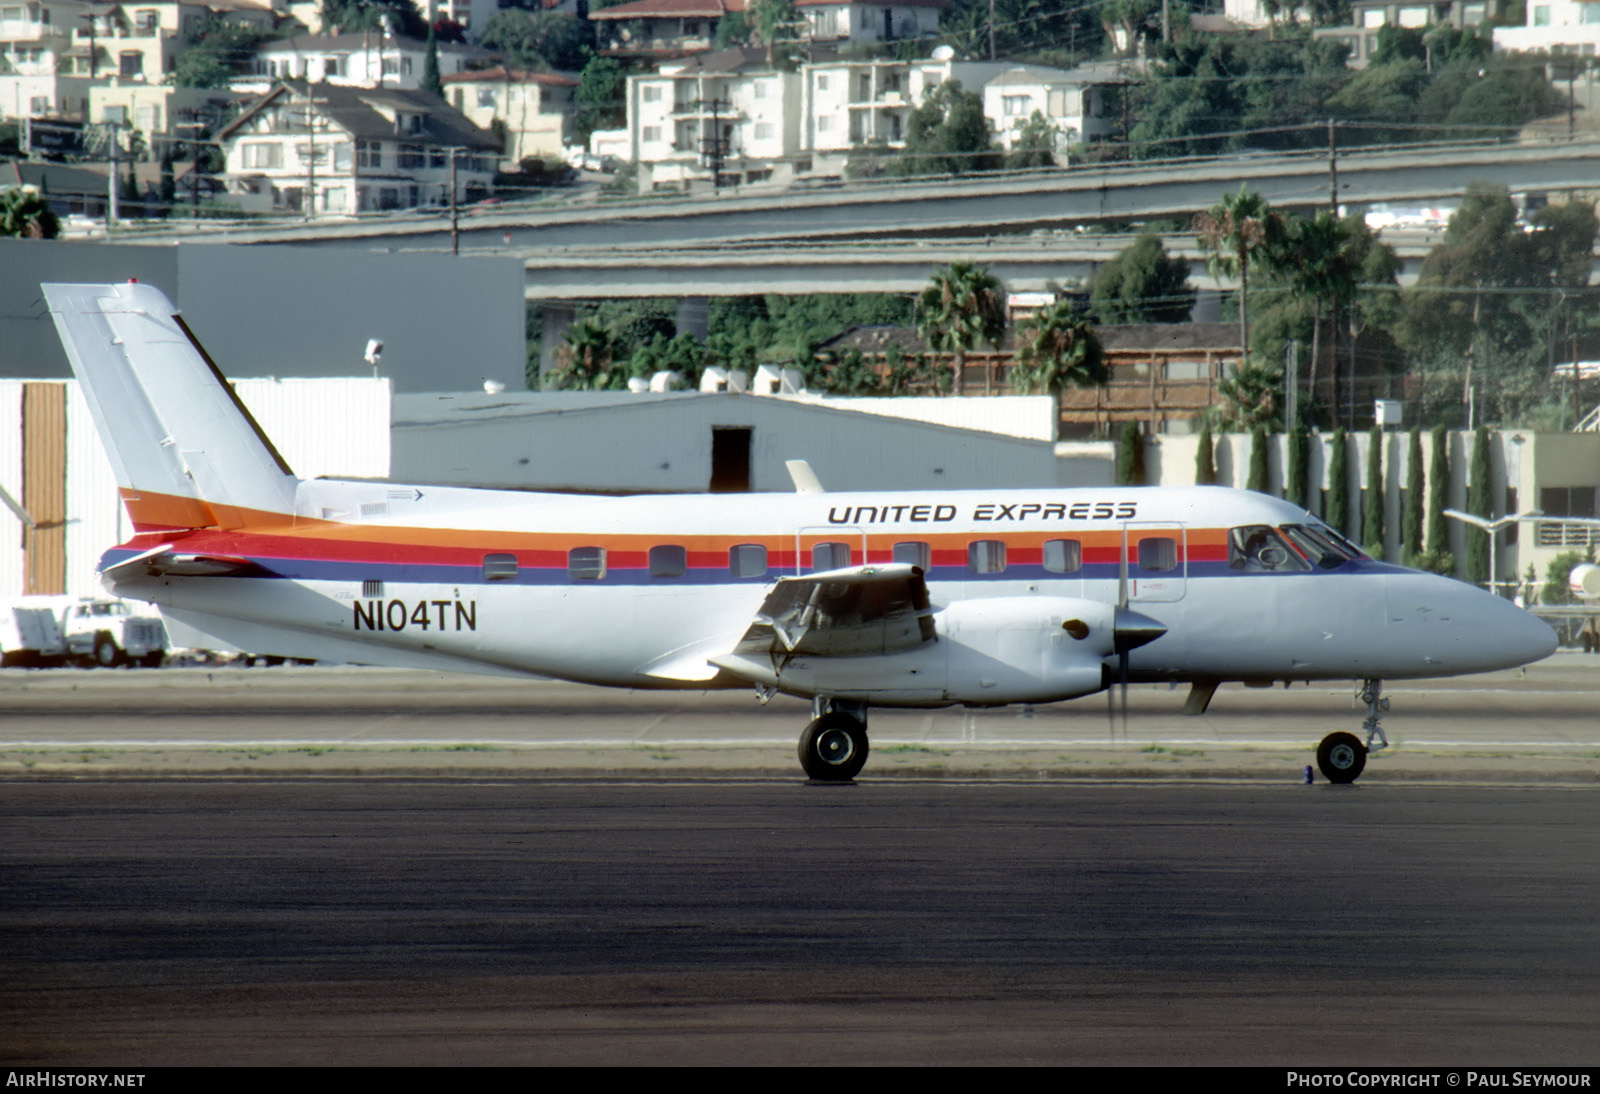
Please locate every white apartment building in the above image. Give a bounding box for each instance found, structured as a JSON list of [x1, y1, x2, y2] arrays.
[[442, 65, 577, 166], [1495, 0, 1600, 56], [629, 51, 1117, 188], [237, 31, 491, 94], [3, 0, 271, 123], [0, 0, 91, 120], [797, 0, 947, 43], [629, 46, 800, 189], [982, 63, 1121, 155], [1313, 0, 1500, 67], [217, 79, 499, 216]]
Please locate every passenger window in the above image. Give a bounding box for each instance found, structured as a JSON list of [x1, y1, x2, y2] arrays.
[[649, 544, 687, 578], [1137, 537, 1177, 572], [968, 540, 1007, 574], [729, 543, 767, 578], [812, 542, 851, 571], [568, 546, 606, 580], [1229, 525, 1309, 572], [893, 541, 931, 570], [482, 553, 518, 581], [1042, 538, 1082, 573]]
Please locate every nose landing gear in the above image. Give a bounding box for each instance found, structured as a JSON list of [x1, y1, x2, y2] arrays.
[[1316, 678, 1390, 784]]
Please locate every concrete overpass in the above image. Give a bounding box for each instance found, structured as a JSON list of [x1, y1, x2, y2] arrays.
[[517, 231, 1464, 300], [143, 138, 1600, 255]]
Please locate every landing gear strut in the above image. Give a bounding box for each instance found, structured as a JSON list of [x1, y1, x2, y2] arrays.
[[798, 697, 869, 782], [1316, 678, 1389, 784]]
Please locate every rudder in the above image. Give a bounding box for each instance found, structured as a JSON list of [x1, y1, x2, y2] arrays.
[[43, 282, 299, 532]]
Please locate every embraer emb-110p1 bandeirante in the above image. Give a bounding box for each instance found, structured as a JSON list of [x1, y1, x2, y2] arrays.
[[44, 282, 1559, 783]]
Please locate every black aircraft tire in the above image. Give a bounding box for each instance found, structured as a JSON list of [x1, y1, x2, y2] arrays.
[[798, 713, 869, 782], [1317, 731, 1367, 784]]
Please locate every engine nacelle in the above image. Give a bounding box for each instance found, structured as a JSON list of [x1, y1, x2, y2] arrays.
[[937, 596, 1117, 704]]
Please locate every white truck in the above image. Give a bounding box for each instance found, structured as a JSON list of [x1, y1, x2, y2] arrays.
[[56, 598, 168, 667]]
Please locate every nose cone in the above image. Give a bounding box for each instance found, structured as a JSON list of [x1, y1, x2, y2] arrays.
[[1385, 573, 1558, 675]]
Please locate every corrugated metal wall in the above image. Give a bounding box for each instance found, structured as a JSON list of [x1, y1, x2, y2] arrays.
[[21, 382, 66, 595]]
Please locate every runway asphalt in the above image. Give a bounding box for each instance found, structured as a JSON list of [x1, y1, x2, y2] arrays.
[[1, 651, 1597, 782], [3, 658, 1598, 1065]]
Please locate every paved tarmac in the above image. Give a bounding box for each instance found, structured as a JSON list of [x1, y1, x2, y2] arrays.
[[3, 778, 1597, 1066], [1, 652, 1596, 782], [2, 657, 1597, 1066]]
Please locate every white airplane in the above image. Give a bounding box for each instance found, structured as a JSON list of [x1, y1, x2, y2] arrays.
[[44, 281, 1559, 783]]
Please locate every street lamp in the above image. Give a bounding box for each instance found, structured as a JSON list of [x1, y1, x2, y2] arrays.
[[1443, 509, 1534, 598]]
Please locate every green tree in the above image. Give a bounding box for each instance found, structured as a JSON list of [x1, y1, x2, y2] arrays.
[[168, 17, 271, 88], [0, 187, 59, 238], [322, 0, 427, 37], [1004, 111, 1060, 169], [573, 56, 627, 145], [1541, 549, 1594, 605], [1011, 299, 1106, 397], [1246, 426, 1269, 494], [476, 11, 591, 72], [1327, 428, 1350, 536], [1194, 187, 1286, 357], [1400, 187, 1599, 427], [422, 24, 443, 97], [1403, 426, 1424, 563], [1424, 425, 1454, 573], [1194, 420, 1217, 486], [917, 261, 1006, 396], [1286, 424, 1310, 508], [1089, 233, 1195, 324], [1464, 426, 1492, 587], [1363, 426, 1384, 557], [749, 0, 798, 62], [1117, 422, 1145, 486], [886, 81, 999, 178]]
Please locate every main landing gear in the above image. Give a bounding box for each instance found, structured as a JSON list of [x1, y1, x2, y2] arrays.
[[1316, 678, 1390, 784], [798, 697, 869, 782]]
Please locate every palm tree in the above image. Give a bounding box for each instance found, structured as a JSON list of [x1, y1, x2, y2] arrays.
[[0, 187, 60, 239], [1193, 186, 1284, 358], [553, 318, 621, 390], [1278, 211, 1365, 423], [1011, 298, 1106, 397], [917, 261, 1007, 396]]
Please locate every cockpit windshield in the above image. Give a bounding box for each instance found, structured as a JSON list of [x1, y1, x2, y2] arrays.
[[1279, 523, 1365, 569]]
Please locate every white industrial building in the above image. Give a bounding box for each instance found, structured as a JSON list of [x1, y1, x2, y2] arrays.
[[391, 390, 1109, 494], [1, 376, 389, 599]]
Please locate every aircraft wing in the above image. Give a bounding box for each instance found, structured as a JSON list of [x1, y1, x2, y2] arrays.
[[732, 563, 937, 660]]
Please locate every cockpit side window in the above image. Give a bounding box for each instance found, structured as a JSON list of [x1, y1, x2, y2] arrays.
[[1229, 525, 1310, 572]]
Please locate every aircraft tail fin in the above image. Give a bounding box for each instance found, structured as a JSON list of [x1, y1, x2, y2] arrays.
[[43, 282, 299, 532]]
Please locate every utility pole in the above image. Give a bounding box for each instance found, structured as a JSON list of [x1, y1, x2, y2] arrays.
[[1327, 117, 1338, 215], [106, 119, 119, 231], [304, 89, 316, 222], [700, 98, 729, 191], [449, 147, 460, 255]]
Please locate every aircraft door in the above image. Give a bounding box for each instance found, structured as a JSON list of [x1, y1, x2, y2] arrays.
[[1122, 522, 1187, 603]]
